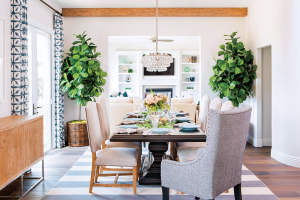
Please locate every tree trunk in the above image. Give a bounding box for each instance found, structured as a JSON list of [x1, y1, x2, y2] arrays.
[[79, 104, 81, 121]]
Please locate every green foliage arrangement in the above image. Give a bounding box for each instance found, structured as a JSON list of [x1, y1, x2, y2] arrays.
[[128, 69, 133, 73], [209, 32, 257, 107], [60, 31, 107, 120], [136, 119, 174, 129]]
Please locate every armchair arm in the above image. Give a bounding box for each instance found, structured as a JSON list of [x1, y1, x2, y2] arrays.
[[161, 159, 198, 190]]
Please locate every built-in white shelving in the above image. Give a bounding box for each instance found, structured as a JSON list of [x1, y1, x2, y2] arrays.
[[180, 51, 200, 101], [110, 51, 200, 101]]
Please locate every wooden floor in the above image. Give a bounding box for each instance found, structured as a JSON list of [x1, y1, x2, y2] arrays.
[[243, 144, 300, 200], [1, 144, 300, 200]]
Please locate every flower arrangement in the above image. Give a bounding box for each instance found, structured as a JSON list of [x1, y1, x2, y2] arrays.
[[144, 89, 170, 112]]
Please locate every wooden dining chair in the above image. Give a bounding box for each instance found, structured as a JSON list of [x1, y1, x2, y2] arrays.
[[209, 97, 222, 111], [161, 104, 252, 200], [173, 95, 210, 160], [96, 98, 141, 176], [85, 102, 139, 194], [221, 101, 234, 111]]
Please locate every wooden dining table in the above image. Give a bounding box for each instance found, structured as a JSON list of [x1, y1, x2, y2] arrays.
[[110, 116, 206, 186]]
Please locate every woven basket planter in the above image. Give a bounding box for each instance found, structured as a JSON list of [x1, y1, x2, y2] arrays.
[[67, 121, 89, 147]]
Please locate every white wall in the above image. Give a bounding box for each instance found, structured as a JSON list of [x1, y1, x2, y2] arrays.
[[0, 0, 61, 118], [0, 0, 11, 118], [63, 17, 246, 124], [245, 0, 300, 167]]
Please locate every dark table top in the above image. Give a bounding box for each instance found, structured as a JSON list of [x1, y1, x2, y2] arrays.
[[110, 126, 206, 143]]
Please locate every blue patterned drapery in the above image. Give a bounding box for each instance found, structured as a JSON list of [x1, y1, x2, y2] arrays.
[[11, 0, 28, 115], [54, 13, 65, 148]]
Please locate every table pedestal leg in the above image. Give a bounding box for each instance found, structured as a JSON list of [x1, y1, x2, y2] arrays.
[[139, 142, 168, 185]]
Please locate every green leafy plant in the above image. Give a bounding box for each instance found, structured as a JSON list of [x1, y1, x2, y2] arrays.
[[128, 69, 133, 73], [209, 32, 257, 107], [60, 31, 107, 120]]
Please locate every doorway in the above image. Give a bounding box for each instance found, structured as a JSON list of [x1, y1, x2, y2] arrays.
[[262, 46, 272, 146], [28, 24, 52, 152]]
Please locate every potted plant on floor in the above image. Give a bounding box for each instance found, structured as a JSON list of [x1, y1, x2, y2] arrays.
[[209, 32, 257, 107], [60, 31, 107, 146]]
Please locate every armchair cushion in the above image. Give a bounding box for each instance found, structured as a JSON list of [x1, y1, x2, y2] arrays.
[[175, 142, 206, 150], [105, 141, 140, 149], [178, 148, 205, 162], [96, 148, 138, 167]]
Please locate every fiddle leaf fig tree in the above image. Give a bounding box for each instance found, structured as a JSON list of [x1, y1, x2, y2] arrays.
[[60, 31, 107, 121], [209, 32, 257, 107]]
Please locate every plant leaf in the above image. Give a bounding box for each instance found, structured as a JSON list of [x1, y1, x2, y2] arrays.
[[219, 44, 225, 51], [237, 42, 244, 50], [218, 82, 229, 88], [73, 54, 80, 60], [237, 60, 244, 66], [73, 73, 80, 79], [229, 82, 236, 89], [235, 67, 241, 74], [243, 77, 250, 83]]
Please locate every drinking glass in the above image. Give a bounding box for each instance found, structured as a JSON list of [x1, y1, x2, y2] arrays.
[[134, 106, 140, 113], [151, 114, 160, 129], [170, 107, 177, 113]]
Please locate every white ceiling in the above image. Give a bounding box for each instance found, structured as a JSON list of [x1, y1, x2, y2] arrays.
[[109, 36, 199, 44], [53, 0, 257, 8]]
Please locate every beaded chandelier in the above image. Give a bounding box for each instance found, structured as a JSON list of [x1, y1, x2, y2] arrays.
[[141, 0, 173, 72]]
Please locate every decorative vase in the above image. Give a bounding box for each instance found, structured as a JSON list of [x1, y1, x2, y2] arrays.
[[187, 56, 191, 63], [126, 75, 131, 82], [184, 67, 190, 72], [122, 56, 127, 64], [190, 77, 195, 82], [191, 56, 197, 63]]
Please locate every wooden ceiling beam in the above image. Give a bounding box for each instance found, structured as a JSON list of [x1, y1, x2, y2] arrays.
[[62, 8, 248, 17]]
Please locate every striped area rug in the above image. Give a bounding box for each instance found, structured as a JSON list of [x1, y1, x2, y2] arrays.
[[42, 147, 279, 200]]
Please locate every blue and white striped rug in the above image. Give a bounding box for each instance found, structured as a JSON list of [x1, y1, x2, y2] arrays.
[[42, 147, 279, 200]]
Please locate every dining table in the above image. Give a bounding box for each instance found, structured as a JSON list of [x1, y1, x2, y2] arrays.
[[110, 114, 206, 186]]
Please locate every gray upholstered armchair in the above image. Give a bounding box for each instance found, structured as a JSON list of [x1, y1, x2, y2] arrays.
[[161, 104, 252, 200]]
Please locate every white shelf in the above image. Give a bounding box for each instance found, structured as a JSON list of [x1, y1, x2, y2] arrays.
[[118, 63, 137, 65], [182, 82, 199, 84], [181, 72, 199, 75], [118, 73, 137, 74], [119, 82, 137, 84], [181, 63, 199, 65], [181, 91, 199, 93]]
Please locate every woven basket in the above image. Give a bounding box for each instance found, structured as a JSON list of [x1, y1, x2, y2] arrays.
[[67, 121, 89, 147]]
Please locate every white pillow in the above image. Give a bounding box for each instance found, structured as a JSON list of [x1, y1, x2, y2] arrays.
[[176, 96, 194, 103], [110, 97, 133, 103]]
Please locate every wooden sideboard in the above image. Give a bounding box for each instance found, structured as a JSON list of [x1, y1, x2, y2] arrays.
[[0, 115, 44, 190]]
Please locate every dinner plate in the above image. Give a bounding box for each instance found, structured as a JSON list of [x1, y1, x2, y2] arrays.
[[176, 117, 191, 122], [119, 125, 139, 129], [179, 124, 200, 131], [176, 112, 186, 116], [125, 118, 144, 121], [151, 128, 169, 134]]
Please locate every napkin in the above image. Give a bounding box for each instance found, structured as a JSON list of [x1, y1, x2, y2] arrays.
[[113, 127, 145, 134], [117, 121, 144, 126]]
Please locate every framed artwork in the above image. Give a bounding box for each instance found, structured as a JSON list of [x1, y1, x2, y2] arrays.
[[0, 19, 4, 102], [123, 66, 128, 73]]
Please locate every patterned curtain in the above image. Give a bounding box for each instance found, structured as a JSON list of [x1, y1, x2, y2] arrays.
[[54, 14, 65, 148], [11, 0, 28, 115]]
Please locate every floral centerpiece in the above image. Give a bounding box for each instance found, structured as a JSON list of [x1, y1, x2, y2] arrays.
[[144, 89, 170, 112]]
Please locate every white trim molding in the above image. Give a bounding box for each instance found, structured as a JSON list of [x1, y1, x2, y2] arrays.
[[247, 135, 262, 147], [262, 138, 272, 146], [272, 149, 300, 168]]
